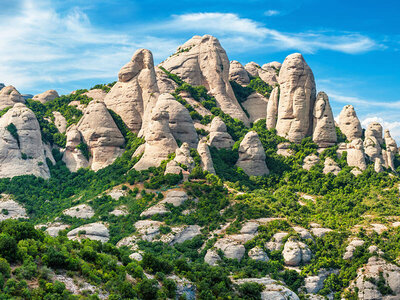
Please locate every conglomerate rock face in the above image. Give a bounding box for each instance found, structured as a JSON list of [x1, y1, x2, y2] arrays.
[[275, 53, 316, 143], [33, 89, 59, 104], [312, 91, 336, 147], [338, 105, 362, 141], [0, 86, 25, 110], [229, 60, 250, 86], [104, 48, 160, 134], [0, 103, 52, 178], [160, 35, 249, 126]]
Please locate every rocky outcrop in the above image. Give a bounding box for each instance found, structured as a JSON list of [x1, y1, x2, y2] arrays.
[[104, 48, 159, 134], [303, 153, 320, 170], [338, 105, 362, 141], [0, 86, 25, 110], [248, 246, 269, 262], [347, 138, 367, 171], [67, 222, 109, 243], [33, 89, 59, 103], [374, 157, 384, 173], [204, 249, 221, 266], [383, 129, 397, 171], [229, 61, 250, 85], [62, 126, 89, 172], [282, 239, 312, 266], [160, 35, 249, 125], [276, 53, 316, 143], [214, 237, 246, 261], [312, 92, 336, 147], [155, 67, 177, 94], [53, 111, 67, 133], [323, 157, 341, 175], [208, 117, 234, 149], [141, 190, 189, 217], [350, 256, 400, 299], [63, 204, 94, 219], [241, 92, 268, 123], [236, 131, 269, 176], [134, 110, 178, 171], [0, 195, 27, 221], [0, 103, 52, 178], [244, 62, 279, 86], [154, 93, 198, 148], [277, 142, 294, 157], [265, 232, 288, 251], [83, 89, 107, 102], [262, 61, 282, 70], [343, 239, 365, 260], [233, 277, 300, 300], [364, 136, 381, 162], [266, 86, 279, 130], [197, 138, 216, 174], [365, 122, 383, 145], [64, 101, 124, 172], [305, 269, 337, 294], [166, 143, 194, 172]]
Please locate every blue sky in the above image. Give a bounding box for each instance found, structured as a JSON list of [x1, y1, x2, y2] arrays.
[[1, 0, 400, 139]]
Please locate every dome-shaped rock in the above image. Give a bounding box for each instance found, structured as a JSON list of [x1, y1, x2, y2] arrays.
[[208, 117, 234, 149], [338, 105, 362, 141], [365, 122, 383, 145], [346, 138, 367, 171], [323, 157, 341, 175], [229, 60, 250, 85], [236, 131, 269, 176], [33, 89, 59, 103], [303, 153, 320, 170], [276, 53, 316, 143], [0, 86, 25, 110]]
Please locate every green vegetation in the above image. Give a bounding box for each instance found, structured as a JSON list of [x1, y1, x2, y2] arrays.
[[0, 107, 11, 118], [77, 142, 90, 160], [6, 123, 19, 147]]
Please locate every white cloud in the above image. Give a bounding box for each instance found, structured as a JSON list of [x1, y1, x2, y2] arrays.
[[264, 10, 280, 16]]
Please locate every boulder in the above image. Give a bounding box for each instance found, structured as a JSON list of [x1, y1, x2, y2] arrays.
[[0, 195, 27, 221], [160, 35, 249, 125], [312, 92, 337, 147], [133, 110, 178, 170], [303, 153, 320, 171], [323, 157, 341, 175], [155, 93, 198, 148], [364, 136, 381, 162], [277, 142, 294, 157], [248, 246, 269, 262], [282, 239, 312, 266], [167, 275, 196, 300], [169, 225, 201, 245], [204, 249, 221, 266], [305, 269, 336, 294], [347, 138, 367, 171], [104, 49, 159, 134], [83, 89, 107, 102], [33, 89, 59, 103], [208, 117, 234, 149], [197, 138, 216, 174], [165, 142, 195, 176], [67, 222, 109, 243], [155, 67, 177, 94], [0, 103, 52, 178], [338, 105, 362, 141], [276, 53, 316, 143], [229, 60, 250, 85], [63, 204, 95, 219], [0, 86, 25, 110], [236, 131, 269, 176], [292, 226, 313, 240], [311, 227, 333, 237], [214, 237, 246, 261], [266, 86, 279, 130], [365, 122, 383, 145], [262, 61, 282, 70], [53, 111, 67, 133], [265, 232, 288, 251], [351, 256, 400, 299], [110, 205, 128, 216], [66, 101, 125, 172], [241, 92, 268, 123], [133, 220, 163, 242], [45, 222, 70, 237], [140, 190, 189, 217]]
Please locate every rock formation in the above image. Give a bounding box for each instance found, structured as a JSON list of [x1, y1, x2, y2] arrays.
[[155, 67, 177, 94], [64, 101, 125, 172], [323, 157, 341, 175], [154, 93, 198, 148], [338, 105, 362, 141], [53, 111, 67, 133], [241, 92, 268, 123], [229, 61, 250, 85], [303, 153, 320, 171], [262, 61, 282, 70], [346, 138, 367, 171], [383, 129, 397, 171], [197, 138, 216, 174], [63, 204, 94, 219], [0, 103, 52, 178], [0, 86, 25, 110], [83, 89, 107, 102], [104, 48, 159, 134], [244, 62, 279, 86], [248, 246, 269, 262], [33, 89, 59, 103], [365, 122, 383, 145], [236, 131, 269, 176], [165, 142, 194, 176], [67, 222, 109, 243], [62, 126, 89, 172], [133, 110, 178, 171], [160, 35, 249, 125], [266, 86, 279, 130], [208, 117, 234, 149], [363, 136, 381, 162], [282, 239, 312, 266], [275, 53, 316, 143], [374, 157, 384, 173], [312, 92, 337, 147]]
